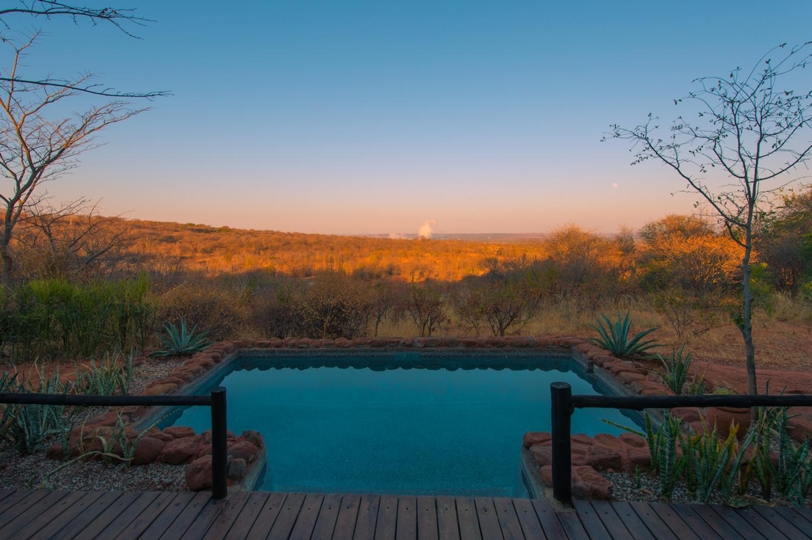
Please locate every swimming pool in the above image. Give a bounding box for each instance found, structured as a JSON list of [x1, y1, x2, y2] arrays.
[[168, 351, 638, 497]]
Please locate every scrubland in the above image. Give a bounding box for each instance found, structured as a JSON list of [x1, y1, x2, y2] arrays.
[[2, 187, 811, 370]]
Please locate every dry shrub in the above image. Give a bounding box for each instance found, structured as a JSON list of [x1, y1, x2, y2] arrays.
[[154, 281, 248, 340]]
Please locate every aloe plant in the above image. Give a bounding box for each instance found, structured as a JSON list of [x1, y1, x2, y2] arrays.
[[0, 361, 72, 455], [588, 312, 660, 358], [75, 349, 135, 395], [152, 319, 212, 358], [659, 346, 692, 394]]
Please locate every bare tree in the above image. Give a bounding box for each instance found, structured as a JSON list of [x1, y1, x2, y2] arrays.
[[0, 35, 146, 285], [606, 43, 812, 398]]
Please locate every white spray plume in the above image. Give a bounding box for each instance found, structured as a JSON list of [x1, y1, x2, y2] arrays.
[[389, 232, 406, 239], [418, 219, 437, 239]]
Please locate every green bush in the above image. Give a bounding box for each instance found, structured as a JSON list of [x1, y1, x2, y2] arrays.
[[1, 276, 152, 361]]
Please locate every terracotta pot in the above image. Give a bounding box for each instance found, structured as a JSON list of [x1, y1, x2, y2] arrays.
[[706, 406, 751, 438]]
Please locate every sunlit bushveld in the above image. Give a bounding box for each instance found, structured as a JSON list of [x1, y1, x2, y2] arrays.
[[1, 187, 811, 367]]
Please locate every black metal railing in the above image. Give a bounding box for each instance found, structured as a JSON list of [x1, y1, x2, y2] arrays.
[[0, 386, 229, 499], [549, 381, 812, 507]]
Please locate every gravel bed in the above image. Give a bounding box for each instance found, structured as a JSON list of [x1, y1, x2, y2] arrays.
[[0, 445, 187, 491], [603, 470, 812, 507], [130, 357, 187, 395], [0, 357, 191, 492], [61, 357, 187, 426]]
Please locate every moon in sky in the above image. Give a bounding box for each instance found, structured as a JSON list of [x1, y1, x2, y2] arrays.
[[612, 183, 619, 189]]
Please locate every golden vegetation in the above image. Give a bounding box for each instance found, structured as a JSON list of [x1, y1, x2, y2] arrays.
[[3, 198, 812, 370]]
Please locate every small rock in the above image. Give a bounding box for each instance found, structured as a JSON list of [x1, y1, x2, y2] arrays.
[[523, 432, 551, 448], [163, 426, 196, 439], [242, 431, 265, 449], [132, 437, 165, 466], [228, 441, 259, 463], [186, 455, 213, 491], [158, 436, 202, 465], [228, 458, 247, 480]]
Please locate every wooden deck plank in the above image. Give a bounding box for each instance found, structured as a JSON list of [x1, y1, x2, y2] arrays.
[[178, 497, 229, 540], [0, 491, 69, 537], [352, 495, 380, 540], [50, 491, 132, 540], [533, 499, 569, 540], [728, 506, 804, 540], [673, 503, 744, 540], [267, 492, 306, 540], [81, 491, 159, 540], [245, 492, 287, 540], [1, 490, 75, 539], [9, 490, 90, 540], [750, 506, 810, 540], [159, 491, 214, 540], [588, 500, 633, 540], [646, 502, 707, 540], [24, 491, 105, 540], [311, 493, 343, 540], [397, 496, 418, 540], [288, 493, 325, 540], [695, 505, 764, 540], [511, 499, 546, 540], [624, 502, 682, 540], [707, 505, 768, 540], [0, 490, 50, 529], [607, 501, 658, 540], [436, 496, 460, 540], [554, 509, 590, 540], [138, 492, 200, 539], [375, 495, 399, 540], [4, 489, 812, 540], [473, 498, 502, 540], [111, 492, 180, 540], [454, 497, 482, 540], [0, 489, 17, 505], [571, 500, 608, 540], [199, 492, 252, 540], [332, 494, 361, 540], [793, 507, 812, 527], [772, 506, 812, 536], [0, 490, 34, 516], [492, 498, 524, 540], [416, 496, 439, 540], [223, 492, 271, 540]]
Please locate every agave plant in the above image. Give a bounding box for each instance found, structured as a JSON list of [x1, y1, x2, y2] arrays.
[[152, 319, 212, 358], [588, 312, 660, 358], [659, 346, 693, 394]]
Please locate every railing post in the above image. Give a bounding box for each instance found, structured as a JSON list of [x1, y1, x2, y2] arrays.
[[211, 386, 228, 499], [551, 382, 573, 507]]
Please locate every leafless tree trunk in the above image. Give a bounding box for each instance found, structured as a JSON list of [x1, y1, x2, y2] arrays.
[[0, 35, 146, 286], [607, 42, 812, 402]]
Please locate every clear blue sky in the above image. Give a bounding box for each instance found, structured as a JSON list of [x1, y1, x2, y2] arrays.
[[17, 0, 812, 235]]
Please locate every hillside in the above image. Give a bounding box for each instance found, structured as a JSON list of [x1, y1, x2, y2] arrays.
[[115, 219, 552, 281]]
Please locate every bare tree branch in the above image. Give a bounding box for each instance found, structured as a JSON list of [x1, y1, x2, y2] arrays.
[[0, 1, 151, 38]]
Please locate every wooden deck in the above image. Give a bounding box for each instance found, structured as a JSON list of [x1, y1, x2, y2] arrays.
[[1, 489, 812, 540]]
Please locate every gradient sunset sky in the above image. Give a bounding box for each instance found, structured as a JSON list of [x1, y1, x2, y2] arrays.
[[17, 0, 812, 235]]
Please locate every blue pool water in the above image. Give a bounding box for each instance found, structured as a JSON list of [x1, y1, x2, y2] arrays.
[[170, 352, 638, 497]]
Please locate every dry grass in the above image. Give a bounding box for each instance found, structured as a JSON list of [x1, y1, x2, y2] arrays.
[[375, 295, 812, 372]]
